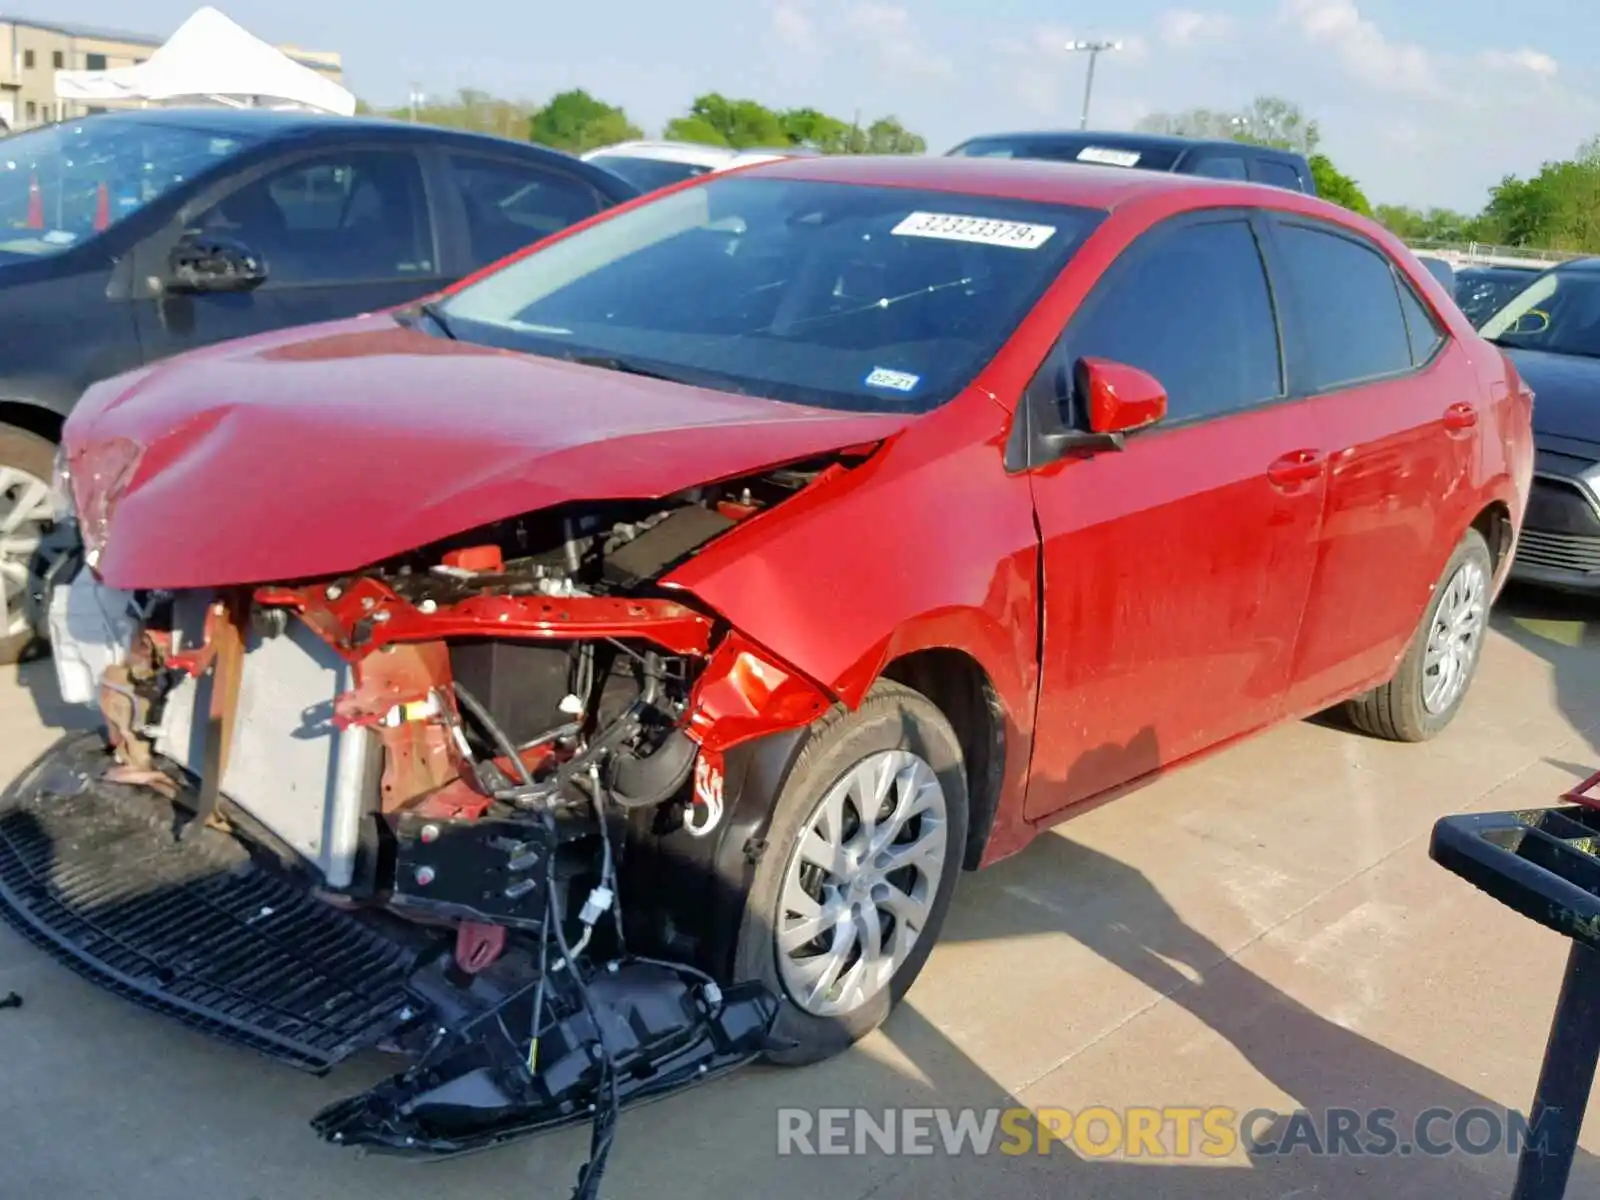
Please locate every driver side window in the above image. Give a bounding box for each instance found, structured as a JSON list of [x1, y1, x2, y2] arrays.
[[1052, 217, 1284, 425], [189, 149, 436, 287]]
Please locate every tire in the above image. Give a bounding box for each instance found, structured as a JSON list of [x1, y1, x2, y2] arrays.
[[1344, 527, 1493, 742], [0, 426, 59, 667], [732, 680, 968, 1066]]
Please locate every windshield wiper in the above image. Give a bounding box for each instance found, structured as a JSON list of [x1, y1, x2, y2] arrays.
[[568, 353, 693, 384]]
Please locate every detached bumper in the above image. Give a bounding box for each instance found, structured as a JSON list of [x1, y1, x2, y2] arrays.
[[0, 731, 426, 1071], [0, 732, 781, 1157]]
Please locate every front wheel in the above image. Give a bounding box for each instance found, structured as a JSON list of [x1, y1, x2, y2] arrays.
[[733, 680, 968, 1066], [0, 427, 61, 666], [1344, 526, 1493, 742]]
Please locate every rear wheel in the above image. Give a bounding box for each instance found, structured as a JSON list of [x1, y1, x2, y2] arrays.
[[733, 680, 968, 1066], [1344, 527, 1493, 742], [0, 427, 59, 666]]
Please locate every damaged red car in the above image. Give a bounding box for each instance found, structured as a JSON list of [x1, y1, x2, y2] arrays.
[[5, 155, 1530, 1182]]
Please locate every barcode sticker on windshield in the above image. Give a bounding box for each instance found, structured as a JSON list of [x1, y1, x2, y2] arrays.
[[891, 212, 1056, 250], [1076, 146, 1142, 167]]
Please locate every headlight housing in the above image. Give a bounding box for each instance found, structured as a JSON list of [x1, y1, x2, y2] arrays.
[[50, 443, 74, 524]]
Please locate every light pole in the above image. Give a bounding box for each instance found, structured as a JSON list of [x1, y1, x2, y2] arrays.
[[1065, 39, 1122, 130]]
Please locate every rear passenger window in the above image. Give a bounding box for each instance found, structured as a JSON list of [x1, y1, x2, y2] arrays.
[[1274, 223, 1414, 391], [1192, 155, 1248, 180], [445, 155, 605, 267], [1254, 160, 1305, 192], [1396, 277, 1446, 365], [1061, 218, 1282, 423]]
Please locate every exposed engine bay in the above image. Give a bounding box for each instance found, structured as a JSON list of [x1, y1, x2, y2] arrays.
[[7, 456, 864, 1194]]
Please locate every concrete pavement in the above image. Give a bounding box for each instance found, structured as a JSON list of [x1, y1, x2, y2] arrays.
[[3, 585, 1599, 1199]]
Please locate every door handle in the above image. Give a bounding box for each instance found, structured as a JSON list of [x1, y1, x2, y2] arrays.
[[1444, 402, 1479, 433], [1267, 448, 1326, 489]]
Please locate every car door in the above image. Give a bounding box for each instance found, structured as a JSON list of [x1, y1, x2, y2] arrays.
[[435, 151, 611, 272], [1264, 216, 1476, 713], [1022, 211, 1328, 820], [131, 145, 447, 361]]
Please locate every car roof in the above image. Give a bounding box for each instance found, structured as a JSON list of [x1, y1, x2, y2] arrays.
[[949, 129, 1308, 160], [584, 140, 743, 167], [54, 106, 576, 155], [1553, 257, 1600, 273], [731, 152, 1322, 211]]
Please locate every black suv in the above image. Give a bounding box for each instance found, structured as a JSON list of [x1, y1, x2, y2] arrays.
[[0, 108, 639, 661], [945, 130, 1318, 194]]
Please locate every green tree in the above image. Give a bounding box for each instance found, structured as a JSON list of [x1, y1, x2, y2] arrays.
[[661, 114, 729, 146], [861, 116, 926, 155], [675, 93, 789, 148], [1308, 154, 1371, 217], [527, 88, 642, 153], [779, 106, 854, 153]]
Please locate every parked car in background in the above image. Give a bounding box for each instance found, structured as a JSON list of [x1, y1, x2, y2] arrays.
[[0, 107, 639, 662], [945, 130, 1317, 194], [1456, 264, 1543, 327], [25, 159, 1528, 1165], [581, 140, 815, 193], [1415, 255, 1456, 293], [1478, 258, 1600, 592]]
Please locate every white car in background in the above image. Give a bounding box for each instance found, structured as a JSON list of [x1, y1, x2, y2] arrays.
[[581, 140, 813, 192]]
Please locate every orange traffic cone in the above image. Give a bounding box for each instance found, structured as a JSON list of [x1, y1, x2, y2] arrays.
[[25, 173, 43, 228], [93, 181, 110, 231]]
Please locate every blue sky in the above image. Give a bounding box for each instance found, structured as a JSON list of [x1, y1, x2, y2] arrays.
[[40, 0, 1600, 210]]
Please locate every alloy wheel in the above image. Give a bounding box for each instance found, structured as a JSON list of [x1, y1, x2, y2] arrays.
[[776, 749, 949, 1018], [1422, 558, 1488, 716], [0, 464, 56, 642]]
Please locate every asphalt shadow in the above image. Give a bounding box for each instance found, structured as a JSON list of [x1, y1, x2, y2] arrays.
[[1494, 582, 1600, 763], [15, 654, 99, 734]]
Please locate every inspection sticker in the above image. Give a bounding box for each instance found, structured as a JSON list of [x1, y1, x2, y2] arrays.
[[1076, 146, 1142, 167], [864, 367, 921, 392], [891, 211, 1056, 250]]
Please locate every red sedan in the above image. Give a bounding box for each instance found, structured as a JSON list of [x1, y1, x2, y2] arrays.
[[16, 155, 1531, 1168]]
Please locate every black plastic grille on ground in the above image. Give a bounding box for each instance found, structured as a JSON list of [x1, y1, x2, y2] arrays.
[[0, 733, 421, 1073]]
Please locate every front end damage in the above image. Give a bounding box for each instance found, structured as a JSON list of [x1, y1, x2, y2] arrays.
[[2, 459, 856, 1180]]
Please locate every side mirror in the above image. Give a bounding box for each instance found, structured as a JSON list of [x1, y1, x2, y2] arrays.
[[167, 233, 267, 295], [1006, 355, 1169, 472], [1079, 357, 1168, 438]]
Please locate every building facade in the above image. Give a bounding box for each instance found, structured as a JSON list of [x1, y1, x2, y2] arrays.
[[0, 15, 343, 131]]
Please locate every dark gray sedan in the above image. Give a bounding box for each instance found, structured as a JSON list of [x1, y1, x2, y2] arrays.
[[1480, 258, 1600, 592]]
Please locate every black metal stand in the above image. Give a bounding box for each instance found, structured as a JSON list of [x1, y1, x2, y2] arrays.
[[1514, 942, 1600, 1200], [1431, 804, 1600, 1200]]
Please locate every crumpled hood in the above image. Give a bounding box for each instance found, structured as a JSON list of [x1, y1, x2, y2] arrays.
[[65, 315, 911, 590]]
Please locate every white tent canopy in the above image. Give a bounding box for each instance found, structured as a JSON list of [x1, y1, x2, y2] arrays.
[[54, 7, 356, 116]]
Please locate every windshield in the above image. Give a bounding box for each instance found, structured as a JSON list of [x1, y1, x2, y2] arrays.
[[1479, 268, 1600, 359], [947, 135, 1184, 171], [0, 118, 256, 258], [438, 176, 1104, 413], [586, 155, 712, 194], [1455, 269, 1539, 328]]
